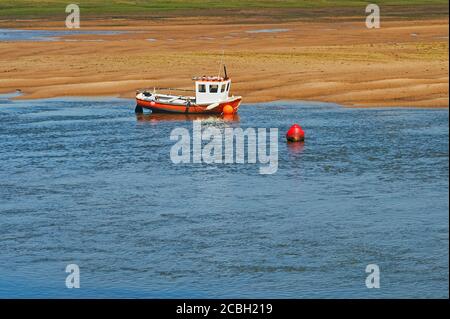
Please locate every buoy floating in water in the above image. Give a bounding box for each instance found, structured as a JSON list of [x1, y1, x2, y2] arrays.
[[223, 104, 234, 115], [286, 124, 305, 142]]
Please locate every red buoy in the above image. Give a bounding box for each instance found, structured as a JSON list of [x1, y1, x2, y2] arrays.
[[286, 124, 305, 142]]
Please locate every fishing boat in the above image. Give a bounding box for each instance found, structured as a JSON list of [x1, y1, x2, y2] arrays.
[[135, 66, 242, 114]]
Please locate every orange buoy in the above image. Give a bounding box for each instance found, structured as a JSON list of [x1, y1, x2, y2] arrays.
[[223, 104, 234, 115], [286, 124, 305, 142]]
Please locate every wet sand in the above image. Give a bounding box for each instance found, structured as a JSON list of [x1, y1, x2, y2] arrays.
[[0, 18, 448, 107]]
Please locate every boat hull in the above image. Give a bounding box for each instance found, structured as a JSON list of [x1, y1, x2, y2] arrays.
[[136, 97, 242, 114]]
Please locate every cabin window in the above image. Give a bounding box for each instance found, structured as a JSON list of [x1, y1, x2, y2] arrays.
[[209, 84, 219, 93], [221, 84, 226, 93], [198, 84, 206, 93], [226, 82, 230, 91]]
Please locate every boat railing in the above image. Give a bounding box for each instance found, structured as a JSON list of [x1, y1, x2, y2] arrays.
[[137, 87, 195, 95]]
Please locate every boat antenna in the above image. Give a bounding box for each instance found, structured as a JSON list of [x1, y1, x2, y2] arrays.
[[218, 49, 225, 78], [224, 65, 228, 79]]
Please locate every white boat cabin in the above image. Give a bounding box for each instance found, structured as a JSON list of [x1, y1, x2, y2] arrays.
[[193, 76, 231, 105]]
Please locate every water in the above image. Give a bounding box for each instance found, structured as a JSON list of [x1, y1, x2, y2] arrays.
[[0, 97, 448, 298], [0, 29, 128, 42], [246, 28, 290, 34]]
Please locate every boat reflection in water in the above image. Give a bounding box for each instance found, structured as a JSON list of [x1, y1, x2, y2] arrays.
[[135, 112, 240, 123]]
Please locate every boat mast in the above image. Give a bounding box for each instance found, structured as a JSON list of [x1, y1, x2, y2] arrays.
[[218, 50, 225, 78], [223, 65, 228, 80]]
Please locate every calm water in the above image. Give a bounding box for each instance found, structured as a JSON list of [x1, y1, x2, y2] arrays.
[[0, 96, 448, 298], [246, 28, 290, 33], [0, 29, 128, 42]]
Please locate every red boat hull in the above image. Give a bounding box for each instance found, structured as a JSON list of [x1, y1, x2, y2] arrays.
[[136, 97, 242, 114]]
